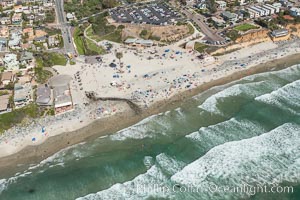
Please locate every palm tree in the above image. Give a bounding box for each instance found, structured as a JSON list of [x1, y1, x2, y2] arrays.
[[116, 51, 123, 67]]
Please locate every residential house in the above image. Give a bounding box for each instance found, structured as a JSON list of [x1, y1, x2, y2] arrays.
[[8, 32, 22, 49], [48, 35, 60, 47], [0, 95, 10, 114], [221, 11, 238, 23], [3, 53, 19, 71], [14, 83, 33, 108], [216, 1, 227, 10], [247, 7, 260, 18], [36, 84, 53, 106], [0, 37, 7, 51], [271, 29, 289, 38], [263, 5, 275, 15], [1, 71, 15, 86], [0, 0, 14, 8], [0, 26, 9, 37], [19, 51, 34, 68], [23, 27, 35, 40], [290, 7, 300, 17], [0, 17, 11, 25], [14, 5, 23, 13], [54, 84, 73, 114], [12, 13, 23, 25], [66, 13, 75, 21]]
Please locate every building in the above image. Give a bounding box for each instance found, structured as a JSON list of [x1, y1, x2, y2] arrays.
[[221, 11, 238, 22], [1, 71, 15, 86], [271, 29, 289, 38], [0, 95, 10, 114], [0, 17, 11, 25], [270, 29, 290, 41], [19, 51, 34, 68], [3, 53, 19, 71], [53, 85, 73, 114], [211, 16, 226, 28], [290, 7, 300, 17], [8, 32, 22, 49], [66, 13, 75, 21], [36, 84, 53, 106], [48, 75, 73, 114], [14, 83, 33, 108], [263, 5, 275, 15], [124, 38, 154, 47], [216, 1, 227, 10], [0, 37, 7, 52], [0, 26, 9, 37], [247, 7, 260, 18], [12, 13, 22, 25]]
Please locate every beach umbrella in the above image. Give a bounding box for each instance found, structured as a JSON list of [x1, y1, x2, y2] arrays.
[[32, 138, 36, 142]]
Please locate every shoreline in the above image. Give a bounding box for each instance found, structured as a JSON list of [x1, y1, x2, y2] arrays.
[[1, 52, 300, 177]]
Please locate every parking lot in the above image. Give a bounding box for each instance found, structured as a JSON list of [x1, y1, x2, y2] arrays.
[[110, 2, 181, 25]]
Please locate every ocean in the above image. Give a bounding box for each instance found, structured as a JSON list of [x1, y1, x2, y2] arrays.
[[1, 64, 300, 200]]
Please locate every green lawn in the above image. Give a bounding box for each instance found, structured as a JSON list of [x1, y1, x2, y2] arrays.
[[34, 66, 53, 83], [85, 38, 105, 55], [74, 27, 85, 55], [51, 53, 67, 66], [35, 52, 67, 67], [86, 25, 123, 43], [234, 23, 258, 32], [194, 42, 208, 53], [0, 104, 40, 134], [187, 23, 195, 35]]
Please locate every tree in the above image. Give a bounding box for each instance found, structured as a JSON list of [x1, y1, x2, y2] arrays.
[[116, 51, 123, 66]]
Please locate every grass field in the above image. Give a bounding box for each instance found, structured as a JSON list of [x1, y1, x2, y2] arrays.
[[0, 104, 39, 134], [86, 25, 123, 43], [194, 42, 208, 53], [74, 27, 85, 55], [234, 23, 258, 32]]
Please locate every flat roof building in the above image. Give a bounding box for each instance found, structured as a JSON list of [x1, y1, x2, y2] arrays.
[[36, 84, 53, 106], [0, 94, 10, 113]]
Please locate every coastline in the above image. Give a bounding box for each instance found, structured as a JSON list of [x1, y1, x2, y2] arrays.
[[0, 52, 300, 177]]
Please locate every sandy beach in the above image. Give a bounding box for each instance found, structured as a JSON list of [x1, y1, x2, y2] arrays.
[[1, 38, 300, 176]]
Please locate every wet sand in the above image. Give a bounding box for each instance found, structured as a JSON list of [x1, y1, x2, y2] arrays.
[[1, 52, 300, 177]]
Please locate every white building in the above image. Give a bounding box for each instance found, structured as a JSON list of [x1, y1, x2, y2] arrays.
[[3, 53, 19, 71], [216, 1, 227, 10], [290, 7, 300, 17], [263, 5, 275, 15], [248, 8, 260, 18]]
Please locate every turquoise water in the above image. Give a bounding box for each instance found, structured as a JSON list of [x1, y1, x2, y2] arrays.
[[1, 65, 300, 200]]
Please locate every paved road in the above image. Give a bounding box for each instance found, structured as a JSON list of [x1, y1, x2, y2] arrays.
[[55, 0, 76, 55], [182, 9, 224, 42]]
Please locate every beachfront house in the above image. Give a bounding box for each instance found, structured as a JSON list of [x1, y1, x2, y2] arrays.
[[124, 38, 154, 47], [14, 83, 33, 108], [270, 29, 290, 41], [36, 84, 53, 106], [0, 94, 10, 114], [53, 85, 73, 114]]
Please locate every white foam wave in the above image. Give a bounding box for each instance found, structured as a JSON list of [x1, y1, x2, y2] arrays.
[[186, 118, 264, 145], [109, 113, 172, 141], [255, 79, 300, 114], [172, 123, 300, 199], [198, 81, 266, 115], [76, 165, 172, 200]]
